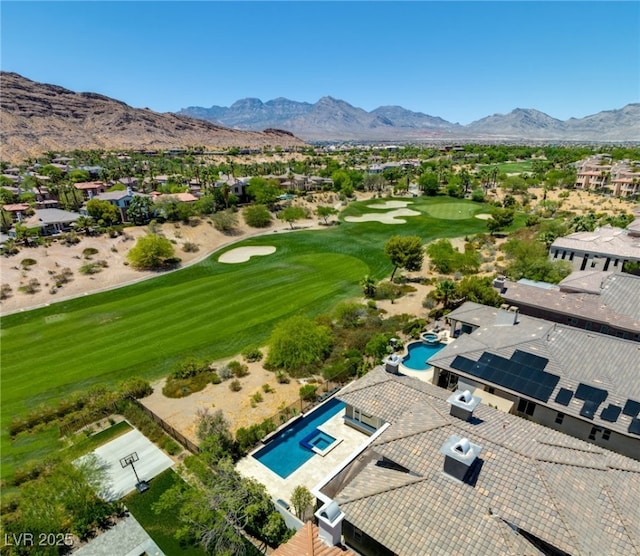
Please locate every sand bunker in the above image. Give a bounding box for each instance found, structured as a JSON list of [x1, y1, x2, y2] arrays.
[[475, 213, 492, 220], [345, 208, 421, 224], [366, 200, 412, 210], [218, 246, 276, 263]]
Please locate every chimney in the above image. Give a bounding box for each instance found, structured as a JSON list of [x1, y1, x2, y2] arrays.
[[493, 275, 506, 292], [440, 435, 482, 482], [508, 305, 519, 323], [126, 186, 133, 196], [447, 389, 481, 421], [315, 501, 345, 547], [383, 354, 400, 375]]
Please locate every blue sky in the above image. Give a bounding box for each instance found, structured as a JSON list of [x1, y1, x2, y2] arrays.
[[2, 1, 639, 124]]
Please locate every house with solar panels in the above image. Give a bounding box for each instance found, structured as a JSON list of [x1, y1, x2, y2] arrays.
[[311, 368, 640, 556], [427, 302, 640, 460]]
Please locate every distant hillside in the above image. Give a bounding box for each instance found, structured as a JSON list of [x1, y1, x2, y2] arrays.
[[0, 72, 305, 163], [180, 97, 640, 142]]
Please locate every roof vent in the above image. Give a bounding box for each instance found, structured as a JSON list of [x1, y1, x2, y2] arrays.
[[383, 353, 400, 375], [447, 389, 481, 421], [315, 501, 345, 547], [440, 435, 482, 483]]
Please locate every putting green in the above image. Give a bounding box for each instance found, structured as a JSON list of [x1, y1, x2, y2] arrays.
[[423, 202, 479, 220]]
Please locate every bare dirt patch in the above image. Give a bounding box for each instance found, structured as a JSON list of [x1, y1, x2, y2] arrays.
[[140, 356, 303, 444]]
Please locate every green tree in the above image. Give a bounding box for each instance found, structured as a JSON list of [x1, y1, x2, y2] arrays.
[[364, 333, 391, 361], [126, 195, 155, 225], [243, 204, 272, 228], [290, 485, 314, 520], [86, 198, 120, 226], [246, 177, 281, 206], [454, 276, 504, 307], [361, 275, 377, 298], [418, 172, 440, 196], [278, 205, 306, 229], [384, 235, 424, 280], [196, 409, 237, 464], [487, 208, 515, 235], [127, 233, 176, 270], [502, 238, 572, 283], [265, 315, 333, 375], [433, 279, 457, 309], [316, 205, 338, 224]]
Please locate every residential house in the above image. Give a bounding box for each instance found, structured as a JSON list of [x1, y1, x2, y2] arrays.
[[429, 302, 640, 459], [548, 224, 640, 271], [273, 522, 355, 556], [1, 203, 31, 223], [73, 181, 108, 200], [92, 188, 148, 222], [313, 368, 640, 556], [17, 208, 80, 236], [495, 273, 640, 341]]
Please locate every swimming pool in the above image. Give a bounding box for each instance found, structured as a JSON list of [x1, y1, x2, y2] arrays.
[[253, 397, 346, 478], [402, 341, 446, 370]]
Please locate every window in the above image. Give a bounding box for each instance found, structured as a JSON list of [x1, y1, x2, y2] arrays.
[[561, 250, 567, 260], [601, 325, 609, 334], [353, 528, 363, 542], [589, 427, 598, 441], [614, 259, 619, 267], [553, 250, 559, 259], [555, 412, 564, 425], [487, 387, 495, 394], [602, 429, 611, 441], [590, 260, 597, 268], [568, 317, 578, 326], [569, 252, 575, 261], [517, 399, 536, 416]]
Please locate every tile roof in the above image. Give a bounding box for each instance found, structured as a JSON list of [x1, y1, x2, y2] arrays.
[[550, 225, 640, 260], [330, 369, 640, 556], [431, 303, 640, 439], [500, 274, 640, 333], [272, 522, 356, 556]]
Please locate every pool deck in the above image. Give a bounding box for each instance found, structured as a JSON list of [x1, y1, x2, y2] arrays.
[[236, 409, 370, 504]]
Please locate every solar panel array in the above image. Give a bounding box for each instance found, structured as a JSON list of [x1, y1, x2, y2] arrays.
[[600, 404, 622, 423], [450, 349, 559, 402], [555, 388, 573, 406]]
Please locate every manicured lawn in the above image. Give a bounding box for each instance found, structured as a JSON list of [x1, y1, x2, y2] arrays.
[[480, 161, 533, 174], [0, 196, 503, 478], [124, 468, 206, 556]]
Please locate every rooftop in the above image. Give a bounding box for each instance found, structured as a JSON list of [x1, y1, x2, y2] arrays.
[[499, 273, 640, 334], [432, 302, 640, 440], [273, 522, 356, 556], [550, 225, 640, 259], [324, 368, 640, 556]]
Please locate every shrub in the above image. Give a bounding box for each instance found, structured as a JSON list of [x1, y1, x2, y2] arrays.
[[262, 383, 274, 393], [20, 258, 37, 269], [211, 209, 239, 233], [211, 372, 221, 385], [82, 247, 99, 259], [242, 347, 263, 362], [171, 357, 209, 379], [0, 283, 12, 299], [229, 379, 242, 392], [299, 384, 318, 401], [228, 360, 249, 377], [243, 204, 272, 228], [162, 438, 182, 455], [79, 261, 107, 275], [17, 278, 40, 294], [53, 267, 73, 287], [275, 370, 290, 384], [182, 241, 199, 253], [219, 366, 234, 380], [251, 391, 264, 403]]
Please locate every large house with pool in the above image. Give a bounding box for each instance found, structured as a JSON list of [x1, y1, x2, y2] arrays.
[[311, 368, 640, 556], [428, 301, 640, 460]]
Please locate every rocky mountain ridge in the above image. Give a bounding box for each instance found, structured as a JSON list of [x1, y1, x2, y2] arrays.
[[179, 97, 640, 142], [0, 72, 305, 163]]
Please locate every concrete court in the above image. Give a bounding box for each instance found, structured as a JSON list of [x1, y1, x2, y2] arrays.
[[82, 429, 174, 501]]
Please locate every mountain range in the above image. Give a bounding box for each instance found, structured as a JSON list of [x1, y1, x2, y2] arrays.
[[0, 72, 305, 163], [179, 97, 640, 142]]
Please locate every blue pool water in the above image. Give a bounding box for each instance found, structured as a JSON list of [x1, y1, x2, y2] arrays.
[[300, 429, 337, 451], [402, 341, 446, 370], [253, 397, 345, 478]]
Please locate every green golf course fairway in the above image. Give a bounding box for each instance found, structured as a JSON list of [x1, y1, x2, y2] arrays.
[[0, 196, 501, 478]]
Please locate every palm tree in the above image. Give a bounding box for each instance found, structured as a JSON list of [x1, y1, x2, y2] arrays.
[[361, 275, 377, 298], [433, 279, 457, 309]]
